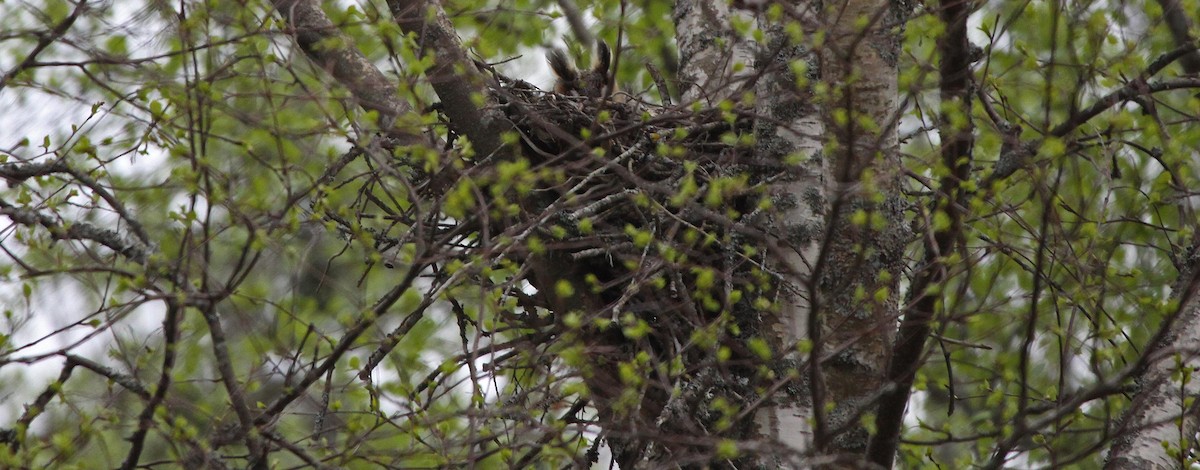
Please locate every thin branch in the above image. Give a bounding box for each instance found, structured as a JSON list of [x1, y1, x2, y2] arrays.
[[0, 158, 152, 246], [199, 303, 267, 468], [254, 255, 427, 426], [0, 1, 88, 93], [1051, 78, 1200, 138], [983, 45, 1200, 187], [2, 359, 76, 451], [62, 164, 153, 246], [63, 353, 150, 400], [261, 430, 333, 469], [120, 301, 183, 470], [867, 0, 974, 464]]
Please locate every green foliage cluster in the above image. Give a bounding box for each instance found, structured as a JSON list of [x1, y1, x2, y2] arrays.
[[0, 0, 1197, 467]]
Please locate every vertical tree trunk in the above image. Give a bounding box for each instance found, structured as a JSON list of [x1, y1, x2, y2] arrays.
[[814, 0, 907, 459], [674, 0, 906, 465], [1105, 7, 1200, 467], [1105, 271, 1200, 469]]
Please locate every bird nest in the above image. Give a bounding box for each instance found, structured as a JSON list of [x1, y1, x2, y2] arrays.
[[474, 76, 777, 454], [475, 74, 765, 330]]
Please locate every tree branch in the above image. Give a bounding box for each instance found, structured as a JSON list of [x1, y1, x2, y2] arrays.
[[120, 301, 183, 470], [0, 158, 153, 247], [271, 0, 426, 145], [200, 303, 267, 468], [1051, 78, 1200, 138], [254, 256, 427, 426], [0, 0, 87, 93], [63, 353, 150, 400], [868, 0, 974, 465], [386, 0, 508, 159], [0, 197, 152, 264], [984, 45, 1200, 187], [1156, 0, 1200, 74], [1, 359, 75, 451]]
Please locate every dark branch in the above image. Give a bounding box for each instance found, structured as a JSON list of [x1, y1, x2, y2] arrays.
[[868, 0, 975, 465], [0, 0, 88, 93], [0, 198, 152, 264], [386, 0, 508, 159], [271, 0, 428, 146]]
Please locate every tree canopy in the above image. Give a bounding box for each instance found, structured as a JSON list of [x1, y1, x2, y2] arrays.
[[0, 0, 1198, 468]]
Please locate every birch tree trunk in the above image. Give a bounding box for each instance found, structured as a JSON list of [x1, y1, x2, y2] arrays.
[[1104, 9, 1200, 466], [7, 0, 1200, 468], [1105, 265, 1200, 469], [674, 0, 905, 465], [814, 0, 907, 458]]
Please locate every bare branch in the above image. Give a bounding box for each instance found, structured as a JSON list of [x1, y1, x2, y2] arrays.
[[120, 301, 183, 470]]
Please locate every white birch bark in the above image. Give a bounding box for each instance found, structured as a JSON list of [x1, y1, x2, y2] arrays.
[[1105, 281, 1200, 469], [671, 0, 832, 461]]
